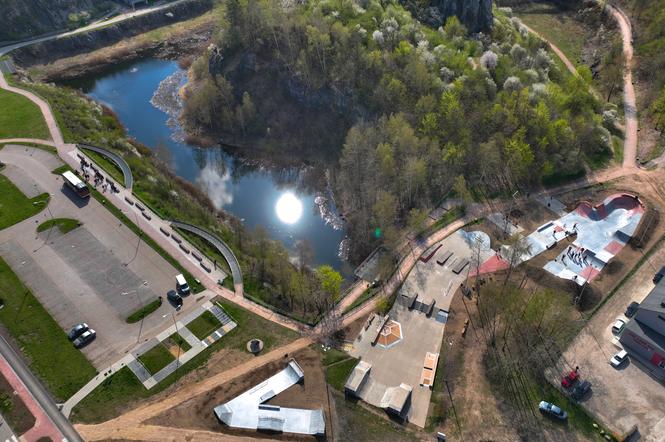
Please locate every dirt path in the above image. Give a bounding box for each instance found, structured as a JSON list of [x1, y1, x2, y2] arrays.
[[75, 337, 311, 441], [521, 23, 579, 78], [522, 4, 638, 170], [605, 4, 638, 169]]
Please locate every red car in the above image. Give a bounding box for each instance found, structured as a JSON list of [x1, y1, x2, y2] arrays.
[[561, 370, 579, 388]]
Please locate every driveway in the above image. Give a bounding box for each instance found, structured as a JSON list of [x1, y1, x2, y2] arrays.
[[0, 145, 201, 369], [562, 240, 665, 441]]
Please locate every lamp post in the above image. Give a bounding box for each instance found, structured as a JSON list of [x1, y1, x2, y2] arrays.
[[122, 209, 141, 267], [32, 198, 54, 253], [123, 280, 149, 343]]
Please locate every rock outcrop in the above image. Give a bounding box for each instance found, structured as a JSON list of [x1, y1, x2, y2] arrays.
[[421, 0, 494, 33], [0, 0, 98, 43]]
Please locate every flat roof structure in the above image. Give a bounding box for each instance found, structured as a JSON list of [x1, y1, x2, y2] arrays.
[[345, 361, 371, 396], [213, 360, 325, 436]]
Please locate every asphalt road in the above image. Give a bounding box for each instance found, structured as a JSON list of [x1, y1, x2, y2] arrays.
[[0, 335, 83, 442]]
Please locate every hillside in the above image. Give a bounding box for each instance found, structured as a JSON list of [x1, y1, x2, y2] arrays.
[[0, 0, 114, 42], [181, 0, 610, 260]]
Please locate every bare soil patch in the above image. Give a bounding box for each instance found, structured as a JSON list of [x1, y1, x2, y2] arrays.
[[146, 346, 331, 441], [0, 371, 35, 435]]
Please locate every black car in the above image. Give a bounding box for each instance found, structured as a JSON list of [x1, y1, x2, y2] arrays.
[[571, 380, 592, 401], [73, 329, 96, 348], [653, 266, 665, 284], [167, 290, 183, 308], [625, 301, 640, 318], [67, 322, 89, 341]]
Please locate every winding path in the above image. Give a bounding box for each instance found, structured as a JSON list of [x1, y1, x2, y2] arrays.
[[520, 4, 638, 170], [605, 3, 638, 169]]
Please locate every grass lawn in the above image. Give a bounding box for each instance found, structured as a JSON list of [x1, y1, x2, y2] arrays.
[[320, 347, 352, 367], [186, 311, 221, 341], [325, 357, 358, 391], [126, 297, 162, 324], [165, 332, 192, 353], [333, 390, 417, 442], [36, 218, 81, 234], [0, 89, 49, 139], [342, 287, 377, 315], [138, 344, 175, 375], [514, 3, 589, 68], [71, 299, 298, 424], [0, 257, 96, 401], [0, 174, 50, 230]]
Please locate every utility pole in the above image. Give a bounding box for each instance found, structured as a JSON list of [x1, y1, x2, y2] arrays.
[[444, 379, 464, 442]]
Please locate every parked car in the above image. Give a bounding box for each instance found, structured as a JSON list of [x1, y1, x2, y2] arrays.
[[572, 380, 592, 400], [625, 302, 639, 318], [561, 369, 579, 388], [611, 318, 626, 335], [610, 349, 629, 368], [167, 290, 183, 308], [653, 266, 665, 284], [175, 274, 191, 295], [67, 322, 89, 341], [539, 401, 568, 420], [73, 329, 96, 348]]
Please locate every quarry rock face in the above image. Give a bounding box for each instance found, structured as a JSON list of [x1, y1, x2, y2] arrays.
[[424, 0, 494, 33]]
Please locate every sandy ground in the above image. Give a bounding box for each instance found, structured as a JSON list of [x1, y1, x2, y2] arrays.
[[433, 289, 594, 441]]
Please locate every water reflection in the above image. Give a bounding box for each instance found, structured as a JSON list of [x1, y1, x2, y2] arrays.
[[65, 58, 350, 274], [276, 192, 303, 225]]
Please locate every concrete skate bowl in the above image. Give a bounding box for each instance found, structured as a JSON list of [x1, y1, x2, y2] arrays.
[[575, 194, 644, 221]]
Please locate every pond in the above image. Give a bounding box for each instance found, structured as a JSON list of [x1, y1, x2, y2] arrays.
[[67, 58, 350, 275]]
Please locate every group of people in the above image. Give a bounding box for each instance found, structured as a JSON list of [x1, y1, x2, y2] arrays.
[[561, 245, 589, 268], [79, 157, 119, 194]]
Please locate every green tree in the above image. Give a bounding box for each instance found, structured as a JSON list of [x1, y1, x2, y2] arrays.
[[316, 265, 343, 302], [652, 86, 665, 130]]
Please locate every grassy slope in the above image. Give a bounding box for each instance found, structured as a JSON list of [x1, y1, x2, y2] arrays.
[[0, 174, 49, 230], [0, 257, 97, 401], [513, 3, 589, 68], [71, 299, 298, 423], [0, 89, 49, 140]]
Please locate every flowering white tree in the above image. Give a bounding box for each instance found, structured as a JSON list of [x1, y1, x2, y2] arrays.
[[503, 76, 523, 92], [480, 50, 498, 71]]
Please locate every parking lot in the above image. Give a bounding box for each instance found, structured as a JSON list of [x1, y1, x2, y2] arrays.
[[562, 241, 665, 441], [0, 145, 202, 369]]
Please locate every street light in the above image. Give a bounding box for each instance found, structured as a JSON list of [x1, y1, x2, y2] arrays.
[[163, 312, 182, 378], [122, 209, 141, 267], [32, 198, 54, 253], [123, 280, 149, 343]]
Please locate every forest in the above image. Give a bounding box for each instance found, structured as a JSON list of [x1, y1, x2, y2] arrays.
[[182, 0, 611, 261]]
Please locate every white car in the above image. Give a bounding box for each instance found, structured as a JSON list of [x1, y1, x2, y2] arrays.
[[611, 318, 626, 335], [610, 349, 628, 368]]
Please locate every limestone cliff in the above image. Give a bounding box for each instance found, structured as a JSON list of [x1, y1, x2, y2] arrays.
[[404, 0, 494, 33], [0, 0, 112, 43]]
